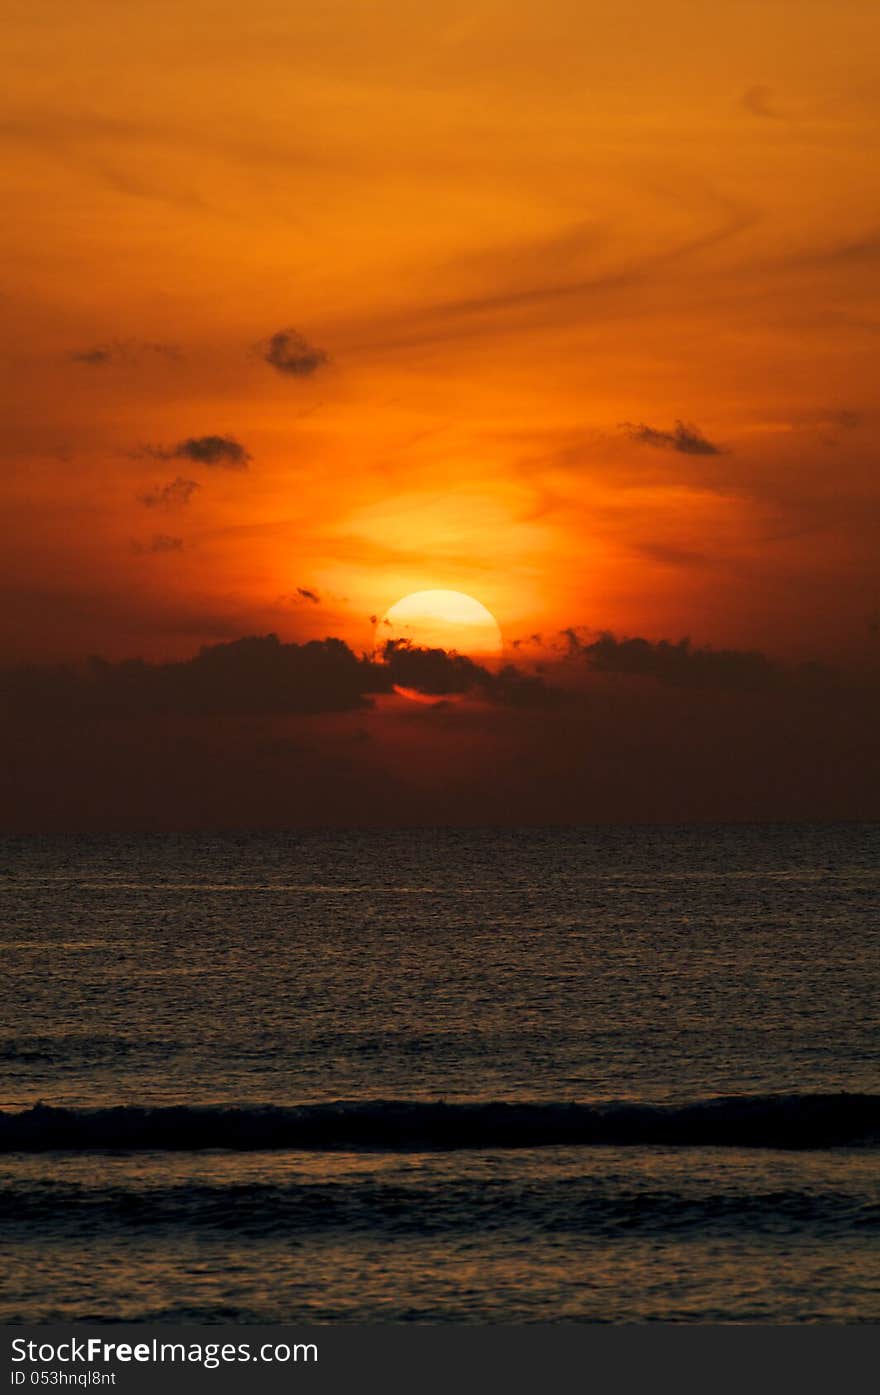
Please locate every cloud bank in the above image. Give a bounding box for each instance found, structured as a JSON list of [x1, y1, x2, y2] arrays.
[[0, 628, 852, 722], [562, 631, 781, 691], [2, 631, 877, 829]]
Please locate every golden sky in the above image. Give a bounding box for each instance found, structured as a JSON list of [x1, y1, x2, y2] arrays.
[[3, 0, 880, 667]]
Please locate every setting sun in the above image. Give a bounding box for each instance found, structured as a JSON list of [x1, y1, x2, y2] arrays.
[[376, 590, 504, 661]]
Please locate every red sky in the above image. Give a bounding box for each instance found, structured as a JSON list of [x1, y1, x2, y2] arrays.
[[2, 1, 879, 827]]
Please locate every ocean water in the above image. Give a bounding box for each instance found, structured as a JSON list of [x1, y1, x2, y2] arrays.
[[1, 824, 878, 1323]]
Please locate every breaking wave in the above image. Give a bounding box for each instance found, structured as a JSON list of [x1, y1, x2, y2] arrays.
[[1, 1093, 877, 1152]]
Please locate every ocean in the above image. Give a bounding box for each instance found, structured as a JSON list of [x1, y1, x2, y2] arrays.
[[1, 824, 877, 1323]]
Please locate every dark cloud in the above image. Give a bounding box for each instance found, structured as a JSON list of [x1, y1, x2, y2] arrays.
[[379, 640, 552, 707], [0, 628, 850, 735], [3, 631, 878, 830], [261, 328, 328, 377], [296, 587, 320, 604], [563, 630, 781, 691], [175, 435, 251, 468], [70, 339, 180, 366], [131, 534, 184, 555], [0, 635, 552, 722], [148, 435, 251, 469], [137, 477, 200, 509], [0, 636, 370, 720], [621, 420, 723, 456]]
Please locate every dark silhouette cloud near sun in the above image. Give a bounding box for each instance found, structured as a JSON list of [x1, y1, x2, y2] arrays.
[[2, 628, 877, 831], [0, 628, 866, 723], [561, 631, 781, 691]]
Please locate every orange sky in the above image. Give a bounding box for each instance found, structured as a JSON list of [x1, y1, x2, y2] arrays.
[[3, 0, 880, 668]]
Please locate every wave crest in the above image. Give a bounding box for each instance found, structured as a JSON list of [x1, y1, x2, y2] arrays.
[[1, 1093, 877, 1152]]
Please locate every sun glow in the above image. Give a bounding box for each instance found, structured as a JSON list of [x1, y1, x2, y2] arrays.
[[376, 589, 504, 660]]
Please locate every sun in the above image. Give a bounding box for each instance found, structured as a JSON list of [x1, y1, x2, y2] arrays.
[[375, 589, 504, 660]]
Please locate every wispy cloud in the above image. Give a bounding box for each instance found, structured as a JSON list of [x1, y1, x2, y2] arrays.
[[70, 339, 180, 366], [346, 206, 755, 356], [137, 477, 200, 509], [131, 534, 184, 555], [620, 420, 723, 456]]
